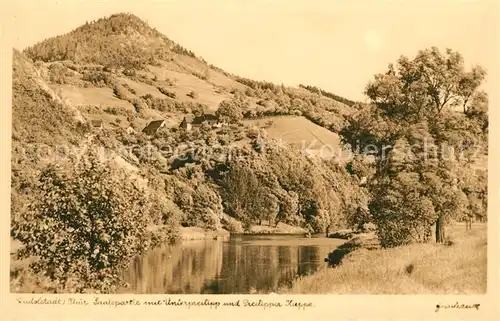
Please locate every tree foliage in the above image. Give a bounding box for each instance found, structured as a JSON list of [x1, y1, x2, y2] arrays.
[[216, 140, 367, 233], [365, 47, 486, 119], [216, 99, 244, 124], [341, 47, 488, 246], [369, 131, 468, 247], [11, 149, 155, 293]]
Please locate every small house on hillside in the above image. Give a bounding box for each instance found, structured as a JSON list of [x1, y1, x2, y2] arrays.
[[89, 119, 103, 130], [179, 114, 219, 131], [180, 115, 193, 131], [142, 120, 166, 136], [192, 114, 218, 126]]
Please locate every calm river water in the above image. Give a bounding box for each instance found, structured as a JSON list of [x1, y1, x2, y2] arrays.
[[121, 234, 345, 294]]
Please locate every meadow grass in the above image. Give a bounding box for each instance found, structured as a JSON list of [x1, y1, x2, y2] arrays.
[[279, 223, 487, 294], [243, 116, 341, 149]]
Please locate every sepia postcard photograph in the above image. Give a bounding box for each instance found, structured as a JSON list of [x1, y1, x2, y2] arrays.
[[1, 0, 499, 320]]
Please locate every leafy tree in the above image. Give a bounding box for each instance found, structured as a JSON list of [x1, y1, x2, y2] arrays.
[[191, 184, 223, 230], [369, 170, 436, 247], [148, 193, 182, 244], [369, 131, 468, 246], [219, 159, 268, 225], [190, 102, 206, 116], [345, 47, 487, 245], [458, 166, 487, 228], [216, 99, 244, 124], [458, 66, 487, 114], [273, 190, 300, 226], [11, 148, 153, 293], [467, 90, 488, 116], [365, 47, 486, 120], [340, 104, 402, 158], [263, 141, 364, 233], [465, 90, 489, 134]]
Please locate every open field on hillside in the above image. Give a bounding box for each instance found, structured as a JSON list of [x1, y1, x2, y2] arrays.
[[244, 115, 352, 161], [51, 85, 135, 110], [279, 223, 487, 294], [147, 63, 234, 111]]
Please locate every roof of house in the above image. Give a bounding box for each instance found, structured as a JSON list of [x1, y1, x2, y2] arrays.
[[191, 114, 218, 125], [90, 119, 103, 127], [142, 120, 166, 134]]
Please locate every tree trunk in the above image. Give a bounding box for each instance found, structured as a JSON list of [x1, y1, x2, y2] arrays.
[[466, 217, 472, 231], [435, 216, 446, 243]]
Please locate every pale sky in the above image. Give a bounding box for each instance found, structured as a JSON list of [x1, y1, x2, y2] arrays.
[[3, 0, 499, 101]]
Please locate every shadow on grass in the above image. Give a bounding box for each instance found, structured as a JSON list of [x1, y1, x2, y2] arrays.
[[324, 243, 359, 267], [324, 232, 380, 267]]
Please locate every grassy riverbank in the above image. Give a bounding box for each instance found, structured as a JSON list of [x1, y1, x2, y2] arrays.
[[170, 222, 307, 242], [279, 223, 487, 294]]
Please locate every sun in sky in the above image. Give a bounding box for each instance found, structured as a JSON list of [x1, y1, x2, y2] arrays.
[[363, 29, 384, 53]]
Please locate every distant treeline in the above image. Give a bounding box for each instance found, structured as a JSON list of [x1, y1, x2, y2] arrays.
[[299, 84, 356, 107], [233, 76, 281, 92]]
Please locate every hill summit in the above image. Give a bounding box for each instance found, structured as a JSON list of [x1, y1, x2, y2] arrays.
[[23, 13, 199, 69]]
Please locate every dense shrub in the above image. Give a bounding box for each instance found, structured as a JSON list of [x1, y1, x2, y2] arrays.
[[216, 99, 243, 123], [121, 83, 137, 95], [187, 91, 199, 99], [82, 71, 116, 88], [140, 94, 174, 112], [157, 86, 176, 98], [147, 193, 182, 244], [132, 99, 147, 113], [47, 63, 75, 84], [104, 107, 119, 115], [113, 84, 130, 100], [11, 148, 154, 293]]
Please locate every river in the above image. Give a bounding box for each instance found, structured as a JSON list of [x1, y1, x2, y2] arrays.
[[120, 234, 345, 294]]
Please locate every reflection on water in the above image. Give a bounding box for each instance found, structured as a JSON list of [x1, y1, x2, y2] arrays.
[[121, 234, 343, 294]]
